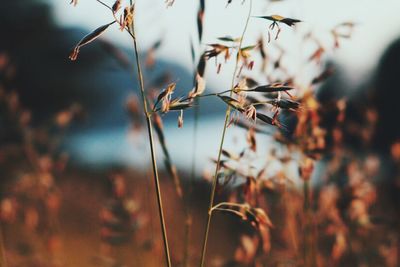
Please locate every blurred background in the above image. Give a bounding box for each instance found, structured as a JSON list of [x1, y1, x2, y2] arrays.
[[0, 0, 399, 266]]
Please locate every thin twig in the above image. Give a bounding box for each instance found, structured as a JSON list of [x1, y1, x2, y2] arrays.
[[199, 1, 253, 266]]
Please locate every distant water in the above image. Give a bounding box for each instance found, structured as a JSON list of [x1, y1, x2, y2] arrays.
[[65, 114, 306, 186], [67, 115, 242, 170]]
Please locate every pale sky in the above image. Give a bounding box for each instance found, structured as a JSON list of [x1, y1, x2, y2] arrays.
[[52, 0, 400, 87]]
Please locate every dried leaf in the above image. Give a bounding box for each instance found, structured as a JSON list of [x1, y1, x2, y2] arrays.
[[69, 21, 116, 61], [190, 73, 206, 98]]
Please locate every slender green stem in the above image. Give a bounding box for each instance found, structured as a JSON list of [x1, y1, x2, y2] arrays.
[[130, 24, 172, 267], [199, 1, 253, 266]]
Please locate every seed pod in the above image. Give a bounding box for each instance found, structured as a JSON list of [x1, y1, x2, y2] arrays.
[[168, 99, 192, 111], [112, 0, 121, 14], [153, 83, 176, 111], [269, 99, 300, 110], [121, 5, 135, 31], [256, 113, 274, 125], [218, 95, 245, 112], [249, 83, 294, 93]]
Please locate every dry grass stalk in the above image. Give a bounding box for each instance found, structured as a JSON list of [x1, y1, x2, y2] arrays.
[[68, 1, 172, 266], [199, 1, 253, 266]]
